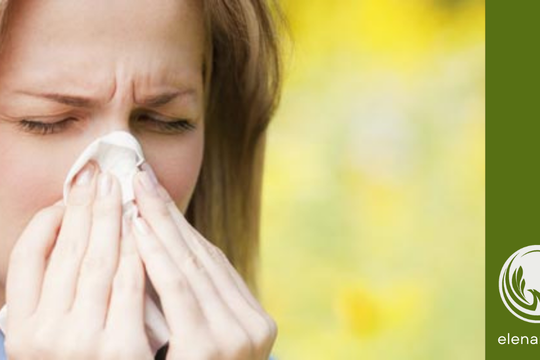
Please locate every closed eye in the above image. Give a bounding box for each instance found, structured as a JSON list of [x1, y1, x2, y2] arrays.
[[136, 114, 196, 133], [18, 115, 196, 136], [18, 118, 76, 135]]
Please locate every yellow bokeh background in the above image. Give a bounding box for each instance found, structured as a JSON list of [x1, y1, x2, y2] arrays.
[[259, 0, 485, 359]]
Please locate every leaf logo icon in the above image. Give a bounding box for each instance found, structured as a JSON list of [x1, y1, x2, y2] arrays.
[[499, 246, 540, 323]]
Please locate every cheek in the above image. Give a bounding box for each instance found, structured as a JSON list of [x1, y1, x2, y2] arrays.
[[141, 133, 204, 212], [0, 134, 66, 223], [0, 132, 69, 276], [0, 128, 204, 234]]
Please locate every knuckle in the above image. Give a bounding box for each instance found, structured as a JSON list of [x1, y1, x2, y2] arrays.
[[7, 325, 99, 360], [207, 349, 223, 360], [147, 198, 170, 218], [113, 262, 144, 293], [100, 346, 121, 360], [124, 348, 154, 360], [92, 199, 121, 219], [53, 237, 85, 259], [262, 314, 278, 340], [215, 245, 227, 259], [68, 326, 98, 346], [163, 271, 189, 292], [145, 242, 164, 259], [207, 243, 226, 262], [170, 337, 221, 360], [113, 277, 143, 295], [226, 332, 253, 358], [158, 185, 174, 203], [69, 203, 93, 217], [80, 254, 116, 278], [4, 336, 27, 358], [269, 316, 279, 340], [181, 252, 205, 275], [120, 240, 139, 257], [63, 343, 91, 359], [142, 244, 167, 266], [250, 316, 275, 348], [30, 328, 56, 357], [102, 337, 152, 360], [199, 343, 222, 360]]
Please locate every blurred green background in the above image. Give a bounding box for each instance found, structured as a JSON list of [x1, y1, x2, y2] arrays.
[[259, 0, 485, 359]]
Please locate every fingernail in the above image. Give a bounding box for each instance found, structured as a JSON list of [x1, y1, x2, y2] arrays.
[[98, 173, 112, 198], [134, 216, 151, 235], [75, 162, 95, 186], [138, 171, 158, 195]]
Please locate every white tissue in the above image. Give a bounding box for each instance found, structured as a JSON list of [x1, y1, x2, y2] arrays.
[[62, 130, 145, 219], [0, 131, 170, 355]]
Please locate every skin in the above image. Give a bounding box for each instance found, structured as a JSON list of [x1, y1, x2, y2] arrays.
[[0, 0, 276, 359], [0, 0, 205, 302]]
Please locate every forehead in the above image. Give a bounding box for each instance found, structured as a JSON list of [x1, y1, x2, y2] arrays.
[[0, 0, 205, 95], [4, 0, 205, 44]]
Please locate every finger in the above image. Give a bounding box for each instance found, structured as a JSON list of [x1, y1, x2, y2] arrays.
[[160, 191, 276, 352], [151, 173, 276, 353], [6, 203, 65, 323], [131, 212, 249, 356], [72, 173, 122, 330], [143, 292, 170, 353], [105, 218, 146, 338], [166, 197, 265, 313], [135, 171, 261, 355], [132, 173, 222, 312], [39, 161, 98, 315], [133, 171, 192, 257], [142, 167, 265, 315], [130, 216, 205, 338]]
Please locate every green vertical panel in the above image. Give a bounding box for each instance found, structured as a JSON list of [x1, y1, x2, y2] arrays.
[[487, 0, 540, 358]]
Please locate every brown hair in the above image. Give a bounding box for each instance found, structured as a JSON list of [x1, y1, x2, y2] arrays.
[[0, 0, 284, 292], [0, 0, 9, 51], [194, 0, 284, 292]]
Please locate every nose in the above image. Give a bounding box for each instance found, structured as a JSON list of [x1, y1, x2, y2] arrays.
[[93, 111, 134, 139]]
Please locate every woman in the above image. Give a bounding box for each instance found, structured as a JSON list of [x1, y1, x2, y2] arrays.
[[0, 0, 283, 359]]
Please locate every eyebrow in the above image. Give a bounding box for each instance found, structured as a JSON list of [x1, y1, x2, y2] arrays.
[[16, 90, 196, 108], [138, 91, 195, 107]]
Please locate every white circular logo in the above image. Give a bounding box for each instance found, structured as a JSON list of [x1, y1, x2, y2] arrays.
[[499, 245, 540, 322]]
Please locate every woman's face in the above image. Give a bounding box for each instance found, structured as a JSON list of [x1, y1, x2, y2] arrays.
[[0, 0, 206, 292]]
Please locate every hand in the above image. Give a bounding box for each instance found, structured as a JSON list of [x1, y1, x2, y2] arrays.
[[130, 166, 278, 360], [5, 162, 153, 360]]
